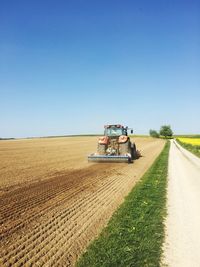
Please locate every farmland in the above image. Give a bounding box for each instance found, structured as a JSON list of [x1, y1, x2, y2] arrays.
[[0, 136, 165, 266], [78, 142, 170, 267], [177, 137, 200, 158], [177, 137, 200, 146]]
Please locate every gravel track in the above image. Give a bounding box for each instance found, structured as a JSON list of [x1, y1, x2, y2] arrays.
[[163, 140, 200, 267], [0, 137, 164, 266]]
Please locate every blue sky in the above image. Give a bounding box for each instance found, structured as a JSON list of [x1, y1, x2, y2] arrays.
[[0, 0, 199, 137]]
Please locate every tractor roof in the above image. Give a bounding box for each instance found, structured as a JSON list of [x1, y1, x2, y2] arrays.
[[104, 124, 126, 129]]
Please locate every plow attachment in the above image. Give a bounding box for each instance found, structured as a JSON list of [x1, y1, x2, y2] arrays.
[[88, 154, 132, 163]]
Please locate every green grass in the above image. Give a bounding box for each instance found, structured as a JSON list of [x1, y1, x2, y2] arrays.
[[77, 141, 170, 267], [176, 139, 200, 158], [159, 136, 173, 139]]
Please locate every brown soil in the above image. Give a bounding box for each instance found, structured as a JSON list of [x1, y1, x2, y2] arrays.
[[0, 136, 165, 266]]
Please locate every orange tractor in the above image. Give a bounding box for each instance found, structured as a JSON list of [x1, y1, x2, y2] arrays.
[[88, 124, 138, 163]]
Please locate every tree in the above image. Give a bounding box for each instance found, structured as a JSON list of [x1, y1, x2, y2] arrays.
[[149, 129, 159, 138], [159, 125, 173, 138]]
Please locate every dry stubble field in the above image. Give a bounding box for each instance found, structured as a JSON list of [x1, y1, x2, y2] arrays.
[[0, 136, 165, 266]]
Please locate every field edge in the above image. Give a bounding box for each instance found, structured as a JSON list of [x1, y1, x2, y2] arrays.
[[76, 141, 169, 267]]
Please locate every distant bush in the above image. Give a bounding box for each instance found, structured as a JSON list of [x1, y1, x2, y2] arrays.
[[149, 129, 159, 138]]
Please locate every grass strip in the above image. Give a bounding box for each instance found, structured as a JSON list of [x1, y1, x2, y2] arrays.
[[176, 139, 200, 158], [77, 141, 170, 267]]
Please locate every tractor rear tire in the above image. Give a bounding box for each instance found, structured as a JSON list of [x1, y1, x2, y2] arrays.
[[131, 143, 137, 160]]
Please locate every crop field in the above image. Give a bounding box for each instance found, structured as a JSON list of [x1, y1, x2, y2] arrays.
[[177, 137, 200, 146], [0, 136, 165, 266], [177, 137, 200, 158]]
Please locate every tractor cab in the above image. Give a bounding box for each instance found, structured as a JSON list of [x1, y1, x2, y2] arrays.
[[104, 125, 131, 137]]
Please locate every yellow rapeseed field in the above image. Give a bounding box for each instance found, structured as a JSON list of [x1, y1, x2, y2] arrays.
[[178, 138, 200, 146]]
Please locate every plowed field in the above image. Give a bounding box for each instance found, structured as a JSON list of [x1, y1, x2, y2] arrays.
[[0, 136, 165, 266]]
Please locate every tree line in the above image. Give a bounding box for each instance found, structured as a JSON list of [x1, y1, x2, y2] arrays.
[[149, 125, 173, 138]]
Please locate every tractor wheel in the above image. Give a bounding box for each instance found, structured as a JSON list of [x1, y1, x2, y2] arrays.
[[131, 143, 137, 160], [97, 144, 106, 155]]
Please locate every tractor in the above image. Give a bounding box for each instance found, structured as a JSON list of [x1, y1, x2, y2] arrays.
[[88, 124, 138, 163]]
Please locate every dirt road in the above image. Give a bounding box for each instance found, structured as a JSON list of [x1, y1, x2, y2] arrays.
[[163, 140, 200, 267], [0, 137, 164, 266]]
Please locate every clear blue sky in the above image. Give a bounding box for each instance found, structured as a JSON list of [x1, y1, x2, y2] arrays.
[[0, 0, 199, 138]]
